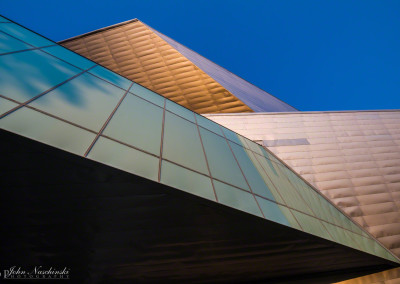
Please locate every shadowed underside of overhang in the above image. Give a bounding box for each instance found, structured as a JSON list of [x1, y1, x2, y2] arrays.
[[0, 129, 396, 283], [1, 15, 399, 283], [205, 110, 400, 283], [59, 19, 297, 113]]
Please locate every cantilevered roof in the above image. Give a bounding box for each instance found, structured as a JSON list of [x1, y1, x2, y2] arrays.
[[59, 19, 297, 113], [0, 15, 399, 282], [205, 110, 400, 283]]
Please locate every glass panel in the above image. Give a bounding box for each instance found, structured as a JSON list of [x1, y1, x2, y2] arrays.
[[0, 107, 95, 155], [166, 100, 195, 122], [214, 180, 263, 217], [0, 16, 10, 22], [0, 31, 32, 53], [196, 114, 223, 135], [0, 97, 18, 116], [130, 84, 164, 107], [103, 93, 163, 155], [222, 127, 243, 146], [292, 211, 332, 241], [88, 65, 131, 90], [282, 207, 302, 230], [281, 167, 324, 217], [266, 151, 283, 165], [255, 196, 290, 226], [160, 160, 215, 201], [245, 138, 265, 156], [323, 222, 360, 249], [199, 128, 249, 190], [88, 137, 158, 181], [0, 49, 80, 102], [162, 112, 208, 175], [30, 73, 126, 132], [258, 158, 313, 215], [40, 45, 95, 70], [230, 142, 275, 200], [0, 23, 53, 47], [247, 151, 285, 204]]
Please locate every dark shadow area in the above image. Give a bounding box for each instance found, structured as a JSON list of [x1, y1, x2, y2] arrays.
[[0, 129, 397, 283]]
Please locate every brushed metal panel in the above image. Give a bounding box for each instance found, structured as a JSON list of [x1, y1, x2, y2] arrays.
[[207, 110, 400, 283], [61, 20, 258, 114], [205, 111, 400, 258]]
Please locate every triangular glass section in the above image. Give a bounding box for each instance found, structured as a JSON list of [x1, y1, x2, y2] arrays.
[[0, 15, 398, 267]]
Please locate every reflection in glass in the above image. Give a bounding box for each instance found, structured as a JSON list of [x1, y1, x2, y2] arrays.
[[103, 93, 163, 155], [263, 162, 313, 215], [30, 73, 126, 132], [0, 107, 95, 155], [255, 197, 290, 226], [0, 97, 18, 115], [88, 65, 132, 91], [199, 128, 249, 190], [88, 137, 159, 181], [222, 127, 242, 146], [292, 211, 332, 241], [41, 45, 95, 70], [0, 31, 32, 54], [195, 114, 223, 135], [0, 23, 53, 47], [0, 50, 80, 102], [166, 100, 195, 122], [130, 83, 165, 107], [230, 142, 275, 200], [162, 112, 209, 175], [214, 180, 263, 217], [161, 160, 216, 201], [247, 151, 285, 204]]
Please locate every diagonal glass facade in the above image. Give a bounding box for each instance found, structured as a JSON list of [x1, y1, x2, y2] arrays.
[[0, 16, 399, 265]]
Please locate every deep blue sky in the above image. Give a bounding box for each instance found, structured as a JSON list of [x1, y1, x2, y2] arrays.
[[2, 1, 400, 111]]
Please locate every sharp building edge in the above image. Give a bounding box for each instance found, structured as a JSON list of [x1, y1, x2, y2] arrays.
[[0, 15, 399, 283]]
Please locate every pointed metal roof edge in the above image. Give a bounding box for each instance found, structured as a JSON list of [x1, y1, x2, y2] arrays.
[[58, 19, 139, 43]]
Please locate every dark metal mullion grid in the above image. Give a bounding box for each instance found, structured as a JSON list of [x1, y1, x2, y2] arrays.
[[1, 16, 396, 256], [272, 157, 387, 242], [194, 114, 218, 202], [273, 163, 335, 241], [0, 64, 97, 120], [0, 15, 320, 177], [249, 148, 378, 239], [0, 93, 372, 237], [0, 29, 37, 49], [253, 138, 396, 258], [0, 29, 130, 94], [84, 82, 135, 157], [219, 125, 265, 218], [254, 136, 390, 246], [247, 145, 304, 231], [0, 44, 57, 57], [160, 109, 288, 169], [0, 107, 375, 239], [157, 98, 167, 182]]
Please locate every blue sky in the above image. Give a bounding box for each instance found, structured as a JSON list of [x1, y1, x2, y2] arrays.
[[2, 0, 400, 111]]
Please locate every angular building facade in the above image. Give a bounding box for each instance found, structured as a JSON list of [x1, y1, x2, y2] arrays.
[[0, 15, 399, 283]]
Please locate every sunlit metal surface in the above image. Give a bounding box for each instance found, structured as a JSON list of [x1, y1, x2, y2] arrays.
[[1, 16, 399, 282], [60, 19, 296, 113], [335, 266, 400, 283], [206, 110, 400, 283]]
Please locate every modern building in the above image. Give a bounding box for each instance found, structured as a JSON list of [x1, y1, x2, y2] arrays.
[[0, 15, 399, 283]]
